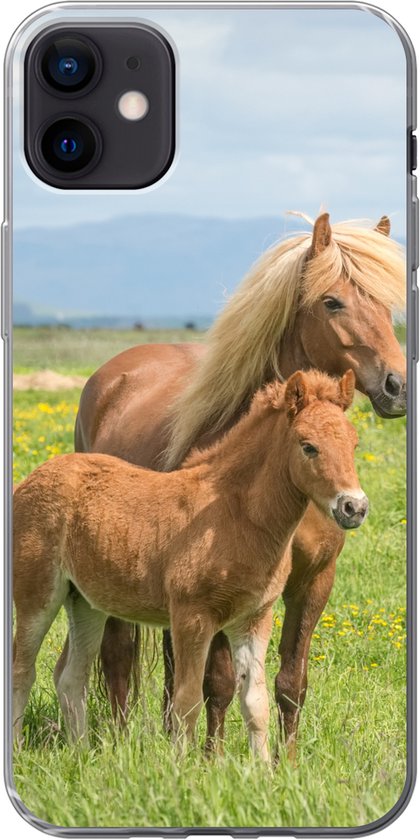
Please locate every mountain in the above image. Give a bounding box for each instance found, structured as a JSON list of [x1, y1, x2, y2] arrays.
[[13, 213, 292, 326]]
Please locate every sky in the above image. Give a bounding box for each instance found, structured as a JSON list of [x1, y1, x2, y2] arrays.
[[12, 6, 408, 235]]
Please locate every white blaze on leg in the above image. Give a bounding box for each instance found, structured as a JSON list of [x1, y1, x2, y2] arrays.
[[229, 616, 272, 762], [55, 592, 107, 745]]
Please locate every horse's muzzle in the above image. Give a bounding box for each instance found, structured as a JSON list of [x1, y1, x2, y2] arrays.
[[369, 373, 407, 418], [333, 493, 369, 530]]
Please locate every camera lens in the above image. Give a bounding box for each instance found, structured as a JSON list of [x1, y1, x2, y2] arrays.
[[40, 37, 100, 93], [58, 57, 79, 76], [39, 118, 101, 174]]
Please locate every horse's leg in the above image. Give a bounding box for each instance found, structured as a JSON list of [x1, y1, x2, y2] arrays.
[[99, 617, 138, 724], [203, 632, 236, 753], [53, 634, 69, 688], [274, 521, 340, 764], [162, 629, 175, 734], [55, 590, 107, 745], [13, 583, 67, 743], [228, 609, 273, 763], [170, 608, 215, 747]]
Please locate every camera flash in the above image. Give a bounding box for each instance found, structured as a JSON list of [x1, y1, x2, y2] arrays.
[[117, 90, 149, 121]]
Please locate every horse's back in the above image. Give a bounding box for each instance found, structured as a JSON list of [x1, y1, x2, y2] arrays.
[[75, 342, 206, 467]]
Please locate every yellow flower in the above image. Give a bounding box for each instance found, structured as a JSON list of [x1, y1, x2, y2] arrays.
[[37, 402, 54, 414], [363, 453, 377, 462], [370, 663, 378, 668]]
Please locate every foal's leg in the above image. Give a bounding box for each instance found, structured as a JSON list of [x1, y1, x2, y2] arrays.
[[13, 583, 67, 742], [170, 608, 215, 748], [228, 610, 273, 763], [162, 629, 236, 751], [163, 630, 236, 753], [274, 514, 341, 763], [55, 590, 107, 744]]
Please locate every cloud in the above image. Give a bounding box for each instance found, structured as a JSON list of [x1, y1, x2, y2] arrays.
[[12, 7, 407, 234]]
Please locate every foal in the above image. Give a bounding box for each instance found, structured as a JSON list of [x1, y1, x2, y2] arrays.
[[13, 370, 368, 759]]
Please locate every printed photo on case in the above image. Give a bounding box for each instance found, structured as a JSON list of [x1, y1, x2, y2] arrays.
[[4, 2, 415, 834]]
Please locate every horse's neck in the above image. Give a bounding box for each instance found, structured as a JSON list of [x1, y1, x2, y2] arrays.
[[276, 319, 311, 379]]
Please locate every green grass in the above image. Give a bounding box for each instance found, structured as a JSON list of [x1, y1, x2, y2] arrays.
[[11, 331, 408, 830], [13, 326, 205, 376]]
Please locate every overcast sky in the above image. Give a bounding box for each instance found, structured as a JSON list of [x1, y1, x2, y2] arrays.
[[13, 6, 407, 234]]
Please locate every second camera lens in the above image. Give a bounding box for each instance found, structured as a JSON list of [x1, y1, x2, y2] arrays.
[[40, 37, 100, 93], [39, 118, 101, 174]]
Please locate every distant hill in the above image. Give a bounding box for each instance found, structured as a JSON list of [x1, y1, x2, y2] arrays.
[[13, 214, 405, 328], [13, 213, 292, 327]]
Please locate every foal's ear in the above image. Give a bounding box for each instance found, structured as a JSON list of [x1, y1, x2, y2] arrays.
[[285, 371, 310, 420], [310, 212, 332, 257], [375, 215, 391, 237], [338, 369, 356, 410]]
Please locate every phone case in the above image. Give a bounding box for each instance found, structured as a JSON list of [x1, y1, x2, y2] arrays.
[[3, 2, 417, 836]]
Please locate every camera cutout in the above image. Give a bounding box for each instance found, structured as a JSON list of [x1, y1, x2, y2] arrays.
[[25, 26, 175, 189]]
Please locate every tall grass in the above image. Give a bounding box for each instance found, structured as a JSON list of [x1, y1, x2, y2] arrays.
[[11, 388, 407, 830]]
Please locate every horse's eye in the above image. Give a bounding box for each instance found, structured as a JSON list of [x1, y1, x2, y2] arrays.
[[301, 442, 319, 458], [323, 297, 344, 311]]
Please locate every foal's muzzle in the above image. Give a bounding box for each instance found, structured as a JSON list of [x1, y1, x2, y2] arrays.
[[333, 493, 369, 530]]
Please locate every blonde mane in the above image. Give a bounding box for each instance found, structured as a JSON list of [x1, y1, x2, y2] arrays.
[[164, 214, 405, 469]]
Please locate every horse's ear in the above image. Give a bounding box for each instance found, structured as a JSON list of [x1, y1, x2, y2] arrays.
[[375, 215, 391, 237], [310, 212, 332, 257], [339, 369, 356, 410], [285, 371, 310, 420]]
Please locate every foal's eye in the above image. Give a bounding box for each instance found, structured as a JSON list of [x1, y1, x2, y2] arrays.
[[301, 442, 319, 458], [323, 297, 344, 311]]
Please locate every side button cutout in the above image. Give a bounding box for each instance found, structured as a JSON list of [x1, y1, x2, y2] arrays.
[[412, 285, 419, 363], [1, 221, 10, 339], [410, 133, 417, 172], [413, 197, 419, 270]]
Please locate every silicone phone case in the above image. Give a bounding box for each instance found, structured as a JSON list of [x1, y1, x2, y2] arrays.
[[3, 3, 416, 836]]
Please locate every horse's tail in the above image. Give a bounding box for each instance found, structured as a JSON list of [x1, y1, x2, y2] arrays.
[[139, 626, 160, 683]]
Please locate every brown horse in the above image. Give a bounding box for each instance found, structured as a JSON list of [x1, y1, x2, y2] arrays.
[[60, 211, 406, 759], [13, 370, 368, 757]]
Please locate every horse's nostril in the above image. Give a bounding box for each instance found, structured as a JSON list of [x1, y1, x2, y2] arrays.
[[385, 373, 403, 398], [344, 501, 355, 517]]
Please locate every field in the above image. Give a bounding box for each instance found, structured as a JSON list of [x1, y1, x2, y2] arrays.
[[11, 328, 407, 831]]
